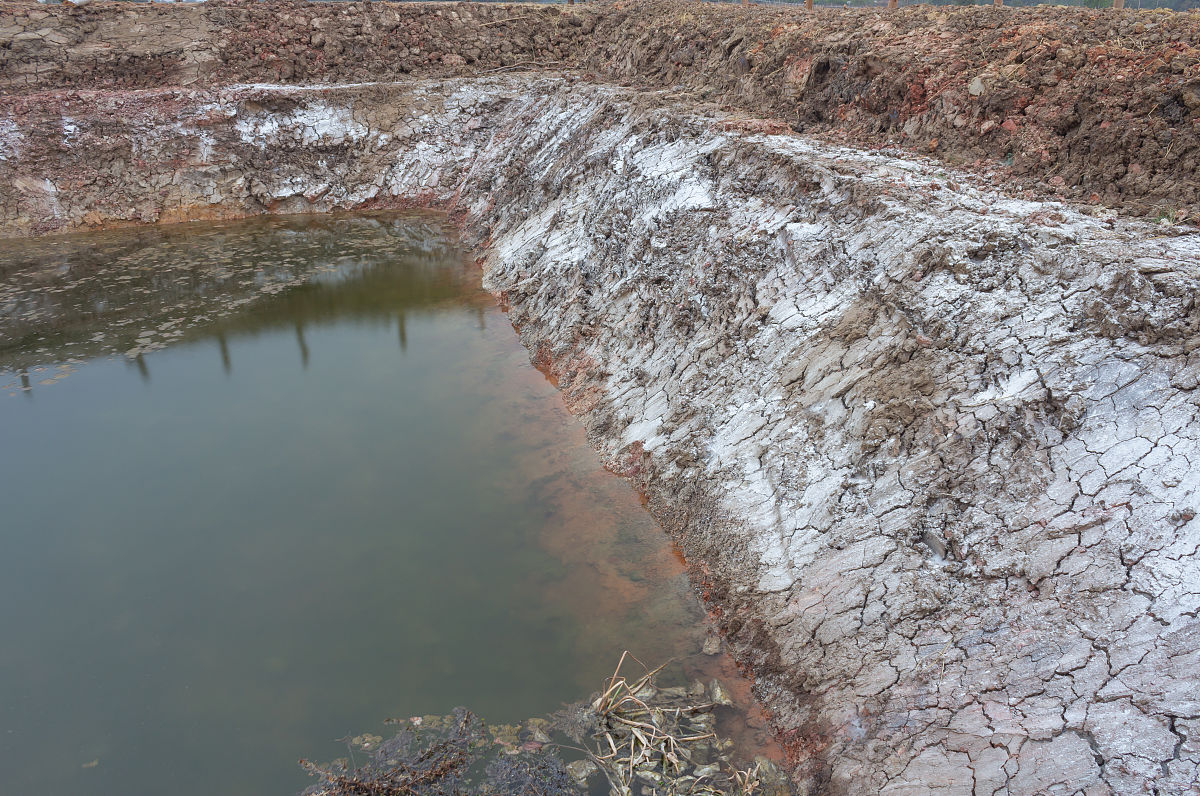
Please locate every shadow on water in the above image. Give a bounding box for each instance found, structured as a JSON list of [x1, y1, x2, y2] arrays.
[[0, 212, 783, 796]]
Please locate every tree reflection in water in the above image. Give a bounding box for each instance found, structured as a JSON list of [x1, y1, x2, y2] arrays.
[[0, 212, 479, 392]]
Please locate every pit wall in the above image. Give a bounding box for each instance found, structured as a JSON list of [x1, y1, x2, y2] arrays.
[[5, 74, 1198, 796], [2, 0, 1199, 220]]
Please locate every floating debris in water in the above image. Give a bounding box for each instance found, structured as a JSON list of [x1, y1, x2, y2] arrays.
[[300, 708, 578, 796], [568, 652, 790, 796], [301, 654, 793, 796]]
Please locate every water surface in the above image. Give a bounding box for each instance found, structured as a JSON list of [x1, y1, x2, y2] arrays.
[[0, 214, 772, 796]]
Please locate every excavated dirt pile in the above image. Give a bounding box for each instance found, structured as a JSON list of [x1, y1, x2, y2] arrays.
[[0, 0, 587, 91], [2, 0, 1199, 219], [2, 3, 1200, 796], [582, 1, 1200, 220]]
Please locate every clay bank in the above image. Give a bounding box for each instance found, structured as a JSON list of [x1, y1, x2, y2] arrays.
[[3, 1, 1200, 794]]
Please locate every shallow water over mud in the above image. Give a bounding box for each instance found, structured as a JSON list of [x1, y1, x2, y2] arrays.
[[0, 213, 775, 796]]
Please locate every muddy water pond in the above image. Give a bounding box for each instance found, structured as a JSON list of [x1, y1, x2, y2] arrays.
[[0, 213, 774, 796]]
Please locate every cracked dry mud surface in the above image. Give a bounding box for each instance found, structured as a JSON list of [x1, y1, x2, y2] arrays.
[[3, 74, 1200, 795]]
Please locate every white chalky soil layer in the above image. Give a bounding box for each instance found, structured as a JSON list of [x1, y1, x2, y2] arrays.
[[4, 76, 1199, 795]]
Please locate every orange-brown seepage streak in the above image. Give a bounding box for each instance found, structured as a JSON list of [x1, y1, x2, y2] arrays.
[[492, 279, 786, 767]]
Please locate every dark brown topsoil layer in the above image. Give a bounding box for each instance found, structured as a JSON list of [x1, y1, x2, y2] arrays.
[[2, 0, 1199, 218], [587, 1, 1200, 219]]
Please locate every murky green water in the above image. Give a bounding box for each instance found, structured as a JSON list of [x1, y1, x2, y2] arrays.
[[0, 214, 773, 796]]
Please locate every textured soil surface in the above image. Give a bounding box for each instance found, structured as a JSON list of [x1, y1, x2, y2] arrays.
[[581, 1, 1200, 221], [3, 3, 1200, 795], [2, 0, 1199, 219]]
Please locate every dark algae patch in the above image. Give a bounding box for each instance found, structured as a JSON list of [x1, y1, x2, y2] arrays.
[[0, 213, 779, 796]]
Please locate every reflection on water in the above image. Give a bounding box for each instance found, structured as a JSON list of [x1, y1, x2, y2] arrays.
[[0, 214, 473, 389], [0, 214, 776, 796]]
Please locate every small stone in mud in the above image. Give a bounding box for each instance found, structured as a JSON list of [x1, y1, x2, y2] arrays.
[[632, 681, 658, 701], [708, 678, 733, 706], [753, 756, 791, 796], [565, 758, 597, 785]]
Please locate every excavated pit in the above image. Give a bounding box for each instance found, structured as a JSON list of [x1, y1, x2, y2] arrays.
[[3, 3, 1200, 795]]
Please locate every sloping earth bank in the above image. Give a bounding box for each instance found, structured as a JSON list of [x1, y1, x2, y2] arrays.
[[2, 0, 1199, 220], [3, 75, 1199, 796], [581, 1, 1200, 221]]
